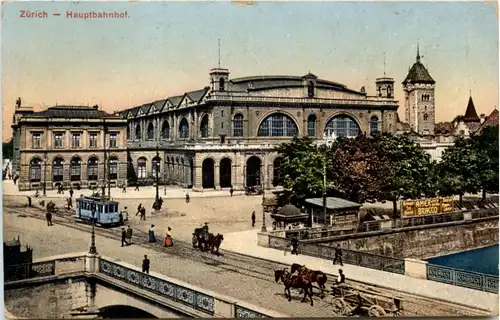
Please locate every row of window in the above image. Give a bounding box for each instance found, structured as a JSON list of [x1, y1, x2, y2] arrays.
[[31, 132, 119, 149], [29, 157, 119, 182], [127, 113, 383, 140]]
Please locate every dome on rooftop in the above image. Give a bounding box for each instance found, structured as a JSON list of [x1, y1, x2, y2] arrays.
[[278, 204, 300, 216]]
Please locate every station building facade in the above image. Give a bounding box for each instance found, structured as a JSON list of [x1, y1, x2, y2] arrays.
[[11, 103, 128, 191], [119, 68, 398, 192]]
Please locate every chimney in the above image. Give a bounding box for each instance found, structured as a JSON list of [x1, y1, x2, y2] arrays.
[[480, 113, 486, 124], [93, 105, 99, 110]]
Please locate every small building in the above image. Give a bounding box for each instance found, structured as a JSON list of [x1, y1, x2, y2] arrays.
[[305, 197, 361, 230], [270, 204, 309, 230]]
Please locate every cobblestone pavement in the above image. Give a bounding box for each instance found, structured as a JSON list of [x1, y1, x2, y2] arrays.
[[3, 201, 338, 317]]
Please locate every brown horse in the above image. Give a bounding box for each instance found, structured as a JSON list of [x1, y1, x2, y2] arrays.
[[274, 269, 314, 306], [208, 233, 224, 256], [291, 263, 328, 297]]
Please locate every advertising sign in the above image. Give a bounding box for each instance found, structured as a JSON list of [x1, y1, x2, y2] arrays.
[[401, 197, 454, 216]]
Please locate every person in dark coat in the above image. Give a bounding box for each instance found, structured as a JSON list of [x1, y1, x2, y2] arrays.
[[336, 269, 345, 284], [136, 204, 142, 216], [148, 224, 156, 243], [230, 186, 234, 197], [121, 228, 128, 247], [69, 188, 74, 198], [126, 226, 133, 244], [333, 244, 343, 266], [291, 236, 299, 255], [46, 211, 53, 226], [142, 255, 150, 274], [27, 196, 32, 208], [118, 212, 124, 225], [251, 211, 256, 227]]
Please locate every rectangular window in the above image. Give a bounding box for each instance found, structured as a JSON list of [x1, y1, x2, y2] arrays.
[[109, 133, 118, 148], [89, 133, 98, 148], [32, 133, 41, 149], [54, 133, 63, 148], [72, 133, 81, 148], [109, 159, 118, 180]]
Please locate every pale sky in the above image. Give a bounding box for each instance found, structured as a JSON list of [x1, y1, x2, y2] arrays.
[[2, 1, 498, 141]]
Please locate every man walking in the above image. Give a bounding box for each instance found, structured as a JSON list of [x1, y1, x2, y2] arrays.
[[136, 204, 142, 216], [46, 211, 53, 226], [134, 183, 140, 191], [69, 187, 74, 198], [333, 244, 343, 266], [121, 228, 128, 247], [291, 236, 299, 255], [230, 186, 234, 197], [142, 255, 150, 274], [251, 211, 256, 227], [67, 197, 73, 210]]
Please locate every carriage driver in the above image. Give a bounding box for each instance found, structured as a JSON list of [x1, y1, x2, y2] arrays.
[[202, 222, 209, 239], [336, 269, 345, 285]]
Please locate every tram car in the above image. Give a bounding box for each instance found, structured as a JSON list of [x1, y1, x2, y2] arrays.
[[75, 196, 121, 227]]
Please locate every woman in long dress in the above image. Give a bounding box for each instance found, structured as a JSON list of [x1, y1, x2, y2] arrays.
[[164, 227, 173, 247]]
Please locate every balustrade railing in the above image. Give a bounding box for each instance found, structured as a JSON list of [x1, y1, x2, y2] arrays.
[[427, 264, 499, 293], [99, 258, 279, 318], [4, 261, 56, 282]]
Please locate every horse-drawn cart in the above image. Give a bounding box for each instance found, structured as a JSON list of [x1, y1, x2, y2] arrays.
[[330, 283, 403, 317]]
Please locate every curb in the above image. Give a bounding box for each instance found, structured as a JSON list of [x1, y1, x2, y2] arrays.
[[222, 247, 495, 313]]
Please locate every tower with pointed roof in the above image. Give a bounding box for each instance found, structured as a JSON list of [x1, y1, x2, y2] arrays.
[[402, 44, 436, 135]]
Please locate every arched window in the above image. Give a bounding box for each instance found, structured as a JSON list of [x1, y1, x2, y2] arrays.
[[233, 114, 244, 137], [219, 78, 225, 92], [29, 158, 42, 182], [109, 157, 118, 180], [152, 157, 161, 177], [258, 113, 298, 137], [307, 114, 317, 137], [200, 115, 209, 138], [387, 86, 392, 97], [179, 118, 189, 139], [308, 81, 315, 97], [137, 157, 146, 179], [161, 121, 170, 139], [369, 116, 379, 135], [70, 157, 81, 181], [126, 126, 130, 140], [135, 124, 141, 140], [324, 115, 360, 138], [423, 113, 428, 121], [147, 122, 154, 140], [87, 157, 99, 181], [52, 158, 64, 182]]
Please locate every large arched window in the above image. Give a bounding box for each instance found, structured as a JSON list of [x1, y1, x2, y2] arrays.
[[147, 122, 154, 140], [161, 121, 170, 139], [200, 114, 209, 138], [307, 114, 317, 137], [179, 118, 189, 139], [109, 157, 118, 180], [52, 158, 64, 182], [258, 113, 298, 137], [87, 157, 99, 181], [29, 158, 42, 182], [70, 157, 82, 181], [369, 116, 379, 135], [324, 115, 360, 138], [233, 114, 244, 137], [137, 157, 146, 179], [135, 124, 141, 140]]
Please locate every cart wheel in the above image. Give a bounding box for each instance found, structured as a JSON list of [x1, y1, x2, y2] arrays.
[[368, 305, 386, 317], [393, 310, 403, 317], [332, 297, 349, 315]]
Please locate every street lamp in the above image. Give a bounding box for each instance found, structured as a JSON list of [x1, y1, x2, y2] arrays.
[[155, 145, 160, 202], [261, 165, 267, 232], [43, 153, 47, 197], [164, 171, 167, 196], [89, 208, 97, 254]]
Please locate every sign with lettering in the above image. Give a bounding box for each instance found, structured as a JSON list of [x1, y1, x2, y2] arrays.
[[401, 197, 454, 216]]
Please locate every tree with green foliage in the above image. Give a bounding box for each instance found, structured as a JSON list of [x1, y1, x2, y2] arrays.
[[471, 125, 498, 200], [2, 138, 13, 160]]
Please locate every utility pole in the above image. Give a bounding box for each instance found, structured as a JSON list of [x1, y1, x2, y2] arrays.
[[102, 119, 107, 198], [155, 144, 160, 202], [43, 152, 47, 197], [322, 156, 327, 226]]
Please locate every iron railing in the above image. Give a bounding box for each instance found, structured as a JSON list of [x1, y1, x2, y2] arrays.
[[267, 235, 405, 275], [427, 264, 499, 293], [99, 258, 271, 318], [4, 261, 56, 282]]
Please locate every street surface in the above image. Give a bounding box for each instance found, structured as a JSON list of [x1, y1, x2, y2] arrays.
[[2, 182, 495, 317]]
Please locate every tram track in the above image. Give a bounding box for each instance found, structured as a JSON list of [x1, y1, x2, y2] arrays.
[[4, 203, 494, 317]]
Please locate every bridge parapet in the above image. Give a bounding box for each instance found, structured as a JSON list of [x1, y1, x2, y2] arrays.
[[98, 256, 286, 318]]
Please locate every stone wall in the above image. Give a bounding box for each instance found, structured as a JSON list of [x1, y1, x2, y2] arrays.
[[4, 278, 87, 319], [328, 218, 499, 259]]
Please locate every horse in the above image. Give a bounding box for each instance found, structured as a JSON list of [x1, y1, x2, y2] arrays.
[[152, 198, 163, 211], [274, 269, 314, 306], [194, 228, 210, 252], [291, 263, 328, 298], [208, 233, 224, 255]]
